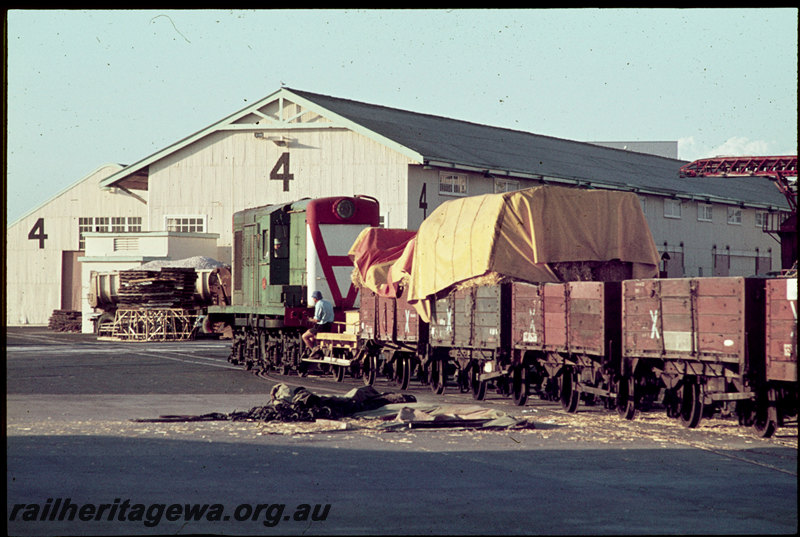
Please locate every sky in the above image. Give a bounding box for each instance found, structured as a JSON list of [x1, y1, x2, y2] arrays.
[[5, 8, 798, 224]]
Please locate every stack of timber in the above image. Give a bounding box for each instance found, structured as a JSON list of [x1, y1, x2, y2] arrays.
[[118, 267, 198, 309], [48, 310, 82, 332]]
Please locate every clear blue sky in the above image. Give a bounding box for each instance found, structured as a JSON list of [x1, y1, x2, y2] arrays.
[[6, 8, 798, 224]]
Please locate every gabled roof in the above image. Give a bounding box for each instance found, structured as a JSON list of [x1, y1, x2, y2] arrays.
[[100, 87, 789, 210]]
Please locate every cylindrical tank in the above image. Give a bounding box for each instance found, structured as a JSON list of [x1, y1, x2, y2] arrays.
[[88, 271, 121, 308]]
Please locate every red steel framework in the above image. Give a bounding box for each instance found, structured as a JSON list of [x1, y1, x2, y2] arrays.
[[679, 155, 797, 212]]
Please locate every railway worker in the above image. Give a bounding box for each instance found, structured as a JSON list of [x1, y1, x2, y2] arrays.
[[302, 290, 334, 354]]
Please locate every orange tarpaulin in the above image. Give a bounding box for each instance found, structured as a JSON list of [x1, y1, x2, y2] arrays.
[[349, 228, 416, 298], [405, 186, 660, 321]]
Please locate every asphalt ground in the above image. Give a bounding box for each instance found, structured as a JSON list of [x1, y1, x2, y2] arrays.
[[6, 327, 798, 535]]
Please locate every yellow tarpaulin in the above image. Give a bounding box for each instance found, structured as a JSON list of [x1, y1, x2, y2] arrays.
[[405, 185, 660, 321]]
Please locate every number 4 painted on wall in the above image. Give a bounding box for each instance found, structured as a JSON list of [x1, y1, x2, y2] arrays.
[[28, 218, 48, 249], [270, 152, 294, 192]]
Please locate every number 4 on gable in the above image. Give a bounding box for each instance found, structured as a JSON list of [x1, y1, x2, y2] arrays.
[[270, 152, 294, 192], [28, 218, 48, 249]]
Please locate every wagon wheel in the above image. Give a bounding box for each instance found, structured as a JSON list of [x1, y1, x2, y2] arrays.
[[663, 388, 681, 419], [496, 376, 511, 397], [616, 375, 637, 420], [397, 354, 411, 390], [559, 366, 580, 413], [512, 365, 529, 406], [540, 377, 559, 402], [471, 364, 487, 401], [751, 388, 778, 438], [678, 380, 703, 428], [362, 353, 378, 386], [429, 358, 446, 395], [457, 368, 471, 393], [333, 364, 345, 382]]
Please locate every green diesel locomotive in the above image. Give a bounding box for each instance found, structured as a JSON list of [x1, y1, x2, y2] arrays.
[[207, 195, 380, 374]]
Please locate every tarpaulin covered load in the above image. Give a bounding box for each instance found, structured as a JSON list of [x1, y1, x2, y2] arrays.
[[349, 228, 416, 298], [406, 185, 660, 321]]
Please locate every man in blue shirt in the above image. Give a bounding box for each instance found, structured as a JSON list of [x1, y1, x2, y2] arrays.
[[302, 290, 334, 353]]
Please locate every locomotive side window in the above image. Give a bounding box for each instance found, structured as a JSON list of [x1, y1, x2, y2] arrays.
[[233, 230, 243, 291]]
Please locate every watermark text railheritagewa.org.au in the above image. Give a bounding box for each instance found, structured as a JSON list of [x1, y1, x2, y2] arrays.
[[9, 498, 331, 528]]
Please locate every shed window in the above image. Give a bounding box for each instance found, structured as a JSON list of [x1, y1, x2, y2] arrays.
[[727, 207, 742, 225], [697, 204, 713, 222], [78, 216, 141, 250], [439, 173, 467, 196], [166, 215, 206, 233], [128, 217, 142, 232], [664, 199, 681, 219], [94, 217, 110, 233], [494, 179, 520, 193]]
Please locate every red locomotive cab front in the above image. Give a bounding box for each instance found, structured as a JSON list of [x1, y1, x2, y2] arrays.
[[305, 196, 380, 313]]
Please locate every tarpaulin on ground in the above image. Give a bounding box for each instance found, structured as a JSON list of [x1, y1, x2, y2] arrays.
[[349, 228, 417, 298], [406, 185, 660, 321]]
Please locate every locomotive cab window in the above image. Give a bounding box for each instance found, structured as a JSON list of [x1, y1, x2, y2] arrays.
[[271, 224, 290, 259], [269, 212, 291, 285]]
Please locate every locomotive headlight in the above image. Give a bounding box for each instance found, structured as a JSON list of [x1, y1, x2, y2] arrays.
[[484, 362, 494, 373], [334, 199, 355, 219]]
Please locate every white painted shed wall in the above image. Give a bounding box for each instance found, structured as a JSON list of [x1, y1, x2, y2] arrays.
[[146, 128, 414, 259], [6, 164, 148, 326]]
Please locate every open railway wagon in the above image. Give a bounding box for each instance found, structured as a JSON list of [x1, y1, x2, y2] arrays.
[[509, 280, 624, 409], [621, 275, 797, 436], [357, 285, 428, 388], [345, 186, 662, 400], [424, 277, 630, 409], [206, 195, 380, 376]]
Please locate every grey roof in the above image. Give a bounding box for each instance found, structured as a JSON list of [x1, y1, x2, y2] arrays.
[[288, 88, 790, 209]]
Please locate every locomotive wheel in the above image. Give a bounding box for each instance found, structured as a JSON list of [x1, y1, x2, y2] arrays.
[[512, 365, 529, 406], [471, 365, 487, 401], [362, 354, 377, 386], [429, 358, 446, 395], [678, 380, 703, 428], [231, 339, 245, 365], [616, 375, 637, 420], [559, 367, 580, 413], [397, 355, 411, 390], [258, 331, 269, 370]]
